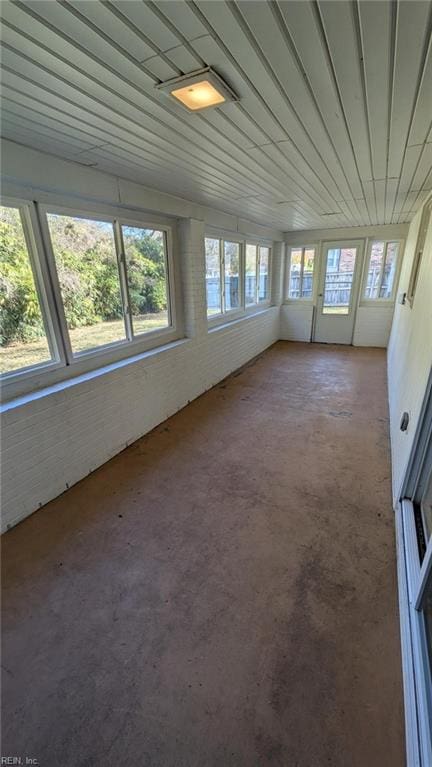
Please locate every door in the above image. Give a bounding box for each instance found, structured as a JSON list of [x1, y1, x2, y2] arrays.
[[314, 240, 364, 344]]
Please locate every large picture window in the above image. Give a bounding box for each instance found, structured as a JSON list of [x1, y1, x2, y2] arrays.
[[1, 197, 176, 398], [363, 240, 401, 301], [287, 246, 316, 299]]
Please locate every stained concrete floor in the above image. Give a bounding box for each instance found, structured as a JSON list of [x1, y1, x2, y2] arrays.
[[2, 342, 404, 767]]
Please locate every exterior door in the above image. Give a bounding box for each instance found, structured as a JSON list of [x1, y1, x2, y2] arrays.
[[314, 240, 364, 344]]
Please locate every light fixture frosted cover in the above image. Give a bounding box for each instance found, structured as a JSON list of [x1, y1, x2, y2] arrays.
[[171, 80, 226, 110], [156, 67, 238, 112]]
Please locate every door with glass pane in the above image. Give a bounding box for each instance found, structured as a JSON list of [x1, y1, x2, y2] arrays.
[[314, 240, 364, 344]]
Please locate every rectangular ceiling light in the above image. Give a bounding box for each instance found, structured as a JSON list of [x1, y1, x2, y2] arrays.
[[156, 67, 238, 112]]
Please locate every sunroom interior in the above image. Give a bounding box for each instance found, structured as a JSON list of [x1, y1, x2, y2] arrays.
[[1, 1, 432, 766]]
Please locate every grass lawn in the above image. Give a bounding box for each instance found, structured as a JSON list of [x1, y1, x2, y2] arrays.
[[1, 313, 168, 374]]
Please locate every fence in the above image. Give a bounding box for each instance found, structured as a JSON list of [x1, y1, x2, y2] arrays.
[[206, 275, 268, 310], [290, 268, 386, 304]]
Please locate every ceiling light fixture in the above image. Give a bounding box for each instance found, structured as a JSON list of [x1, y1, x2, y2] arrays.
[[156, 67, 239, 112]]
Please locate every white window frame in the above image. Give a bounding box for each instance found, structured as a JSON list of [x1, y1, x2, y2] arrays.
[[284, 244, 318, 303], [1, 197, 180, 401], [360, 238, 404, 305], [205, 232, 272, 327], [0, 197, 65, 379], [408, 197, 431, 308]]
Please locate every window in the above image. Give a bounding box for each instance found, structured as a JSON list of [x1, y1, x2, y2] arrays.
[[363, 240, 400, 300], [205, 237, 222, 316], [205, 236, 242, 318], [245, 244, 257, 305], [0, 204, 54, 375], [326, 249, 340, 272], [408, 198, 431, 306], [205, 235, 271, 320], [244, 243, 271, 306], [47, 213, 126, 355], [224, 241, 240, 311], [287, 246, 315, 299], [121, 225, 169, 335], [1, 197, 176, 397], [322, 246, 357, 315]]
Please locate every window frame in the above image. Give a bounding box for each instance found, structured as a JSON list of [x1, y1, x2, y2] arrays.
[[205, 231, 272, 326], [244, 242, 259, 307], [222, 237, 243, 317], [360, 237, 404, 305], [284, 244, 318, 303], [1, 197, 180, 401], [408, 198, 431, 308], [0, 197, 65, 380]]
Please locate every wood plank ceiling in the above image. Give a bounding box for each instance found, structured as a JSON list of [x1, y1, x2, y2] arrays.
[[0, 0, 431, 230]]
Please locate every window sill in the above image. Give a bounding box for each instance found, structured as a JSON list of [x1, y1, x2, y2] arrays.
[[1, 337, 190, 413], [208, 305, 273, 333]]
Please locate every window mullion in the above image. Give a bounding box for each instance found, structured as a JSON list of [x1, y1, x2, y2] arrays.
[[34, 203, 73, 365], [114, 221, 133, 341]]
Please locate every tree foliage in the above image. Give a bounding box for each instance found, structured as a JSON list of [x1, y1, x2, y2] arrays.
[[0, 208, 167, 347]]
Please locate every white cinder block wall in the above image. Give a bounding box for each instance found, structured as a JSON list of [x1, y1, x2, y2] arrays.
[[1, 147, 283, 531]]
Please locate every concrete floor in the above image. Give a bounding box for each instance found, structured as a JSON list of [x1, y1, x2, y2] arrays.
[[2, 342, 404, 767]]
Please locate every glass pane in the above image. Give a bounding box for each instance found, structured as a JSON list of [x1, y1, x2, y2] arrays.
[[245, 244, 257, 305], [122, 226, 169, 335], [302, 248, 315, 298], [365, 241, 384, 299], [224, 241, 240, 311], [0, 205, 52, 373], [323, 247, 357, 315], [380, 242, 399, 298], [48, 214, 125, 354], [288, 248, 302, 298], [205, 237, 221, 316], [258, 247, 270, 301]]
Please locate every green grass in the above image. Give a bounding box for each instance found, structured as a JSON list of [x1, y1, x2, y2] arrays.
[[0, 313, 168, 374]]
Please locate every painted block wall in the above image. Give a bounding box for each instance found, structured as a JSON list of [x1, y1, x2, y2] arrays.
[[387, 200, 432, 503], [1, 217, 281, 531]]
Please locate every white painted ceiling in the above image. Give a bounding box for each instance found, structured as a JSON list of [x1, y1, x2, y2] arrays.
[[0, 0, 431, 230]]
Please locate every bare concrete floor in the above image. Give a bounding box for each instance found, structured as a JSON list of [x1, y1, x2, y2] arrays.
[[2, 342, 404, 767]]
